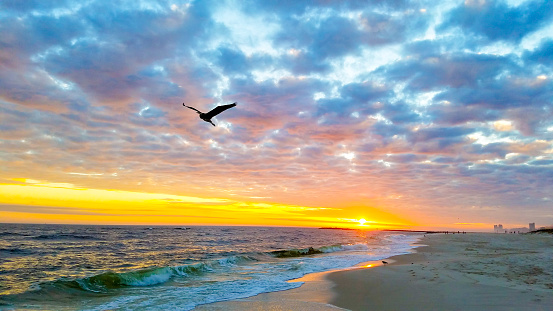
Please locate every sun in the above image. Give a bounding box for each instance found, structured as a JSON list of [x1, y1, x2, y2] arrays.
[[358, 218, 367, 226]]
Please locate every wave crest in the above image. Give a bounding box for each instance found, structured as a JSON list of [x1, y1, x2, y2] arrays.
[[29, 255, 259, 294]]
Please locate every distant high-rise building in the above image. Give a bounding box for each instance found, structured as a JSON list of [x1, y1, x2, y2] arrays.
[[493, 224, 504, 233], [529, 223, 536, 231]]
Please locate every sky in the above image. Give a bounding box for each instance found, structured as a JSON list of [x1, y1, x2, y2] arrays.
[[1, 0, 552, 231]]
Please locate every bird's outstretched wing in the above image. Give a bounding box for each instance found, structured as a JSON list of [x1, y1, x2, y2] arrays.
[[204, 103, 237, 119], [183, 103, 202, 114]]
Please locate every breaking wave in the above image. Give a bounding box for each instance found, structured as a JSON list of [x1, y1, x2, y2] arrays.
[[30, 255, 259, 294], [20, 242, 372, 295]]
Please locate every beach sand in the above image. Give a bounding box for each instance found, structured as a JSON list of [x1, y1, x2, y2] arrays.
[[329, 233, 553, 311], [194, 269, 347, 310], [196, 233, 553, 310]]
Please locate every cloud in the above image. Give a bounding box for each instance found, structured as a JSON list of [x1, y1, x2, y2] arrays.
[[382, 51, 514, 92], [439, 0, 553, 43], [1, 0, 552, 229], [524, 38, 553, 64]]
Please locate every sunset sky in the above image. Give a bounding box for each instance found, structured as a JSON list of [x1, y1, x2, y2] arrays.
[[1, 0, 552, 231]]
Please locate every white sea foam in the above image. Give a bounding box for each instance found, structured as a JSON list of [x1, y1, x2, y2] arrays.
[[4, 225, 423, 311], [121, 269, 173, 287], [339, 243, 371, 251], [89, 232, 423, 311]]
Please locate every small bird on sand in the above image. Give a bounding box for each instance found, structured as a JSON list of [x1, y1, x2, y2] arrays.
[[382, 261, 388, 264], [183, 102, 237, 126]]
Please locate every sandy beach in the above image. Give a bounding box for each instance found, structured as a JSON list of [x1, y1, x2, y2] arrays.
[[330, 233, 553, 310], [197, 232, 553, 310]]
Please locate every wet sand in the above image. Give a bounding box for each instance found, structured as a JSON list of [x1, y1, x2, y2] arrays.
[[329, 233, 553, 311], [196, 233, 553, 310], [194, 269, 347, 310]]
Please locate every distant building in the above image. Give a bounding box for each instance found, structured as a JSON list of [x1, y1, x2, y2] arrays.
[[493, 224, 503, 233], [508, 227, 529, 234], [529, 223, 536, 231]]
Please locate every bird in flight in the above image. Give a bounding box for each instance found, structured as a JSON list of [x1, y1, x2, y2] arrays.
[[183, 102, 237, 126]]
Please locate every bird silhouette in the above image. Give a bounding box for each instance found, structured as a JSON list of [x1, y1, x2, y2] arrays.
[[183, 102, 236, 126]]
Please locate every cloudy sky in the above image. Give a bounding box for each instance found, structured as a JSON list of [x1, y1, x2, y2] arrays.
[[1, 0, 552, 230]]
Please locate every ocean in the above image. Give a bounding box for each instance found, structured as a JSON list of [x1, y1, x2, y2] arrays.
[[0, 224, 423, 310]]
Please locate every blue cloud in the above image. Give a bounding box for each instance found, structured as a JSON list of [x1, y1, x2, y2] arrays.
[[528, 159, 553, 166], [429, 105, 501, 125], [280, 52, 331, 74], [381, 52, 514, 92], [315, 82, 390, 119], [382, 101, 423, 124], [524, 39, 553, 64], [0, 0, 73, 13], [214, 46, 250, 75], [273, 16, 363, 73], [1, 0, 553, 227], [439, 0, 553, 43]]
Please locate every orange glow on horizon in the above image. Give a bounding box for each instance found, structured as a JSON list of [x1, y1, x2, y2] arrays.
[[0, 179, 416, 229]]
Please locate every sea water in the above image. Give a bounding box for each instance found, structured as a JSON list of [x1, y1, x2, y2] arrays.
[[0, 224, 423, 310]]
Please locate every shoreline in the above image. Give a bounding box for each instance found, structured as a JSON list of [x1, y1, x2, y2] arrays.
[[329, 233, 553, 311], [196, 233, 553, 310], [193, 233, 424, 310], [193, 259, 392, 311], [193, 268, 345, 310]]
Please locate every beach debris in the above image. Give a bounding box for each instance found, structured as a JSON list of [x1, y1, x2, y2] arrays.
[[183, 102, 237, 126], [271, 247, 323, 258]]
